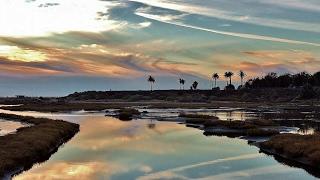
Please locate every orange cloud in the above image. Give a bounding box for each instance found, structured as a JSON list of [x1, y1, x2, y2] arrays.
[[15, 161, 127, 180]]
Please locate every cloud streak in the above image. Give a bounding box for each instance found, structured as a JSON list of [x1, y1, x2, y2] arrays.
[[131, 0, 320, 33], [135, 12, 320, 47]]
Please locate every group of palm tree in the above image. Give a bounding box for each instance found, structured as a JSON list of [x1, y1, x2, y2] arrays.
[[147, 70, 246, 91]]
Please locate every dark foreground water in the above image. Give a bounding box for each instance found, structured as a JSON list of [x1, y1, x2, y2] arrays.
[[0, 108, 317, 180]]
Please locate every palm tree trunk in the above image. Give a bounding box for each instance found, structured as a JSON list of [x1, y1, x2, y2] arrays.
[[229, 77, 232, 85], [214, 79, 217, 88], [150, 82, 153, 91], [241, 78, 243, 86]]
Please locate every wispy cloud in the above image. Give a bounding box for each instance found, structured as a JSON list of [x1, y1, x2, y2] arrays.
[[130, 0, 320, 33], [138, 154, 262, 180], [135, 12, 320, 47]]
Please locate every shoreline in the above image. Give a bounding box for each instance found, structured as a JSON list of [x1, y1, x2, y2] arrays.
[[258, 144, 320, 178], [1, 101, 320, 178], [0, 113, 79, 179]]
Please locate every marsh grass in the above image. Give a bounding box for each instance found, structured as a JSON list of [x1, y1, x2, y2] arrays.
[[261, 133, 320, 167], [1, 102, 110, 112], [203, 119, 279, 137], [0, 113, 79, 177], [117, 108, 141, 120]]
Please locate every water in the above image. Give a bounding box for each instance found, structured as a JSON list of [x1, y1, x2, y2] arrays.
[[2, 109, 315, 180], [0, 119, 29, 136]]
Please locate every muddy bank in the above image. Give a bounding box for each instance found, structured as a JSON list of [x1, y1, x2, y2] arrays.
[[0, 113, 79, 178]]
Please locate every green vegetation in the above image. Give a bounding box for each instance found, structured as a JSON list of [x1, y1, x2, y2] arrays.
[[0, 113, 79, 178], [260, 133, 320, 168]]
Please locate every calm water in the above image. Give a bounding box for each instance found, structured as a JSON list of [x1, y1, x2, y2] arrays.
[[0, 109, 314, 180], [0, 119, 29, 136]]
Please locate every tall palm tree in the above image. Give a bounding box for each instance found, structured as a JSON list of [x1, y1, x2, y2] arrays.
[[224, 71, 234, 85], [179, 78, 185, 90], [148, 75, 155, 91], [192, 81, 198, 90], [212, 73, 219, 88], [239, 70, 246, 86]]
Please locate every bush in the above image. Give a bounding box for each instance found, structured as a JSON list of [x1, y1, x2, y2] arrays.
[[117, 108, 140, 120], [225, 84, 235, 91]]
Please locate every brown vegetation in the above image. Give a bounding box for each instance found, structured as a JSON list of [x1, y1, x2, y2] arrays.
[[0, 102, 110, 112], [203, 119, 279, 137], [0, 113, 79, 178], [260, 133, 320, 168], [117, 108, 141, 120]]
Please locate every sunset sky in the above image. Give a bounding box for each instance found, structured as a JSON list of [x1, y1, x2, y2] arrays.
[[0, 0, 320, 96]]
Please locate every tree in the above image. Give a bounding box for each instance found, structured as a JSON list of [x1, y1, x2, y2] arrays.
[[148, 75, 155, 91], [179, 78, 185, 90], [239, 70, 246, 86], [192, 81, 198, 90], [312, 71, 320, 86], [212, 73, 219, 88], [224, 71, 234, 85], [292, 72, 310, 87]]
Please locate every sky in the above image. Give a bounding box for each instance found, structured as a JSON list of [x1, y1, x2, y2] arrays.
[[0, 0, 320, 96]]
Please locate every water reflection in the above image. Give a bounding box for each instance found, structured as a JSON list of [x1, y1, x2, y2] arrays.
[[0, 119, 29, 136], [12, 112, 315, 180]]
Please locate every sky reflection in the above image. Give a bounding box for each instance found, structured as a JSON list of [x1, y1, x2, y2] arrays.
[[13, 113, 315, 180]]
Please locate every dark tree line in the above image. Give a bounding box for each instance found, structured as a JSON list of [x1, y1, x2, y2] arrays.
[[245, 71, 320, 88]]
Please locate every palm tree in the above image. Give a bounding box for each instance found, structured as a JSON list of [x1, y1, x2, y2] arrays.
[[148, 75, 155, 91], [212, 73, 219, 88], [224, 71, 234, 85], [192, 81, 198, 90], [239, 70, 246, 86], [179, 78, 185, 90]]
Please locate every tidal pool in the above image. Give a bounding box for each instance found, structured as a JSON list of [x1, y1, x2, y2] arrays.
[[4, 109, 315, 180]]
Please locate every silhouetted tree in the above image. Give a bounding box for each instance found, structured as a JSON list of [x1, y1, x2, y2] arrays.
[[239, 70, 246, 86], [244, 71, 320, 89], [179, 78, 185, 90], [312, 72, 320, 86], [148, 75, 155, 91], [292, 72, 310, 87], [192, 81, 198, 90], [224, 71, 234, 85], [212, 73, 219, 88]]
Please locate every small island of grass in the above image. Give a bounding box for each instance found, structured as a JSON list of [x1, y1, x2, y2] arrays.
[[117, 108, 141, 120], [178, 113, 280, 137], [260, 133, 320, 169], [0, 113, 79, 178]]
